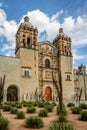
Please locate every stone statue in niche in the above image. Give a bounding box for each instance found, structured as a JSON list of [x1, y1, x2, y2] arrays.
[[49, 47, 52, 54], [39, 58, 43, 65], [40, 47, 44, 53], [45, 46, 49, 54]]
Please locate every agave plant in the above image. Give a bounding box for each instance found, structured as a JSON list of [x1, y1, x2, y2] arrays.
[[0, 75, 5, 116], [48, 122, 75, 130]]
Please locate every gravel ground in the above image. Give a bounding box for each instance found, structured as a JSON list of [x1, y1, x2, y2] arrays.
[[1, 106, 87, 130]]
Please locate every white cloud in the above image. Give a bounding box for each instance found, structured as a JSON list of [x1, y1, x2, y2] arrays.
[[62, 15, 87, 48], [0, 9, 6, 26], [62, 16, 75, 32], [3, 20, 17, 43], [1, 43, 15, 52], [20, 9, 50, 33], [73, 49, 87, 60], [0, 9, 18, 56], [0, 8, 87, 59], [51, 10, 63, 22], [73, 49, 87, 67], [23, 9, 61, 40], [23, 9, 87, 47]]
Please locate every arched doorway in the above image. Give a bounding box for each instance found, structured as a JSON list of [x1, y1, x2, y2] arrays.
[[45, 87, 52, 101], [7, 86, 18, 101]]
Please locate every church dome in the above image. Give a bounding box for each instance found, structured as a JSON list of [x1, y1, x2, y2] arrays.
[[21, 16, 33, 28]]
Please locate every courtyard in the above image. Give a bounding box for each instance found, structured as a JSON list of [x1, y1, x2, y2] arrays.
[[1, 101, 87, 130]]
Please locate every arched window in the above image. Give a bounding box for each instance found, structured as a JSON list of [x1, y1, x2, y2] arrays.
[[27, 37, 30, 48], [45, 59, 50, 68]]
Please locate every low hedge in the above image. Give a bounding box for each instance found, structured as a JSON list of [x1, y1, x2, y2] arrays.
[[16, 103, 22, 109], [17, 111, 25, 119], [67, 102, 75, 107], [10, 107, 18, 114], [38, 109, 48, 117], [0, 117, 9, 130], [79, 110, 87, 121], [25, 116, 43, 128], [79, 103, 87, 109], [3, 105, 10, 111], [26, 107, 36, 113], [71, 107, 81, 114], [45, 105, 53, 112], [38, 102, 45, 108]]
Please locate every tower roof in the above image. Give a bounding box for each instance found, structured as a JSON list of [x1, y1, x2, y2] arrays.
[[21, 16, 33, 28], [53, 27, 71, 43]]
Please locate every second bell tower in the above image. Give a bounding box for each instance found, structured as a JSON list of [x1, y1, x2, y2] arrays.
[[53, 28, 74, 101]]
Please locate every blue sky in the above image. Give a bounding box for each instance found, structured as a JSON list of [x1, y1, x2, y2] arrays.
[[0, 0, 87, 69]]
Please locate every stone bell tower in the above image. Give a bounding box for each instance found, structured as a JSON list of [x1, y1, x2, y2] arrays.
[[15, 16, 39, 100], [15, 16, 38, 55], [53, 28, 74, 101]]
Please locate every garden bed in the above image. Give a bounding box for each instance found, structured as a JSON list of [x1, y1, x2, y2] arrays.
[[1, 104, 87, 130]]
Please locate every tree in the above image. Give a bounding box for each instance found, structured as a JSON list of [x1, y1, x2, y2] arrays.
[[52, 71, 63, 118]]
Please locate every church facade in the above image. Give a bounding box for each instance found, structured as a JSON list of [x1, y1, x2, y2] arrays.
[[0, 16, 87, 102]]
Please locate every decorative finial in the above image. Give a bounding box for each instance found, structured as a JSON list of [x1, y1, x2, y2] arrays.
[[24, 16, 29, 22], [59, 27, 63, 34]]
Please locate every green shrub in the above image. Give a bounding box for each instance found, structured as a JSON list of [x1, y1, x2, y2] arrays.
[[16, 103, 22, 109], [79, 103, 87, 109], [25, 116, 43, 128], [0, 112, 2, 117], [33, 102, 38, 106], [0, 103, 4, 109], [79, 111, 87, 121], [3, 105, 10, 111], [4, 102, 15, 107], [0, 117, 9, 130], [57, 105, 67, 122], [27, 101, 35, 107], [26, 107, 36, 113], [48, 122, 74, 130], [28, 101, 33, 104], [4, 102, 11, 106], [17, 111, 25, 119], [38, 102, 45, 108], [57, 105, 67, 116], [51, 102, 57, 106], [27, 103, 33, 107], [71, 107, 81, 114], [38, 109, 48, 117], [44, 102, 50, 106], [58, 114, 67, 123], [45, 105, 53, 112], [10, 107, 18, 114], [67, 102, 75, 107], [10, 102, 16, 107], [22, 101, 28, 107]]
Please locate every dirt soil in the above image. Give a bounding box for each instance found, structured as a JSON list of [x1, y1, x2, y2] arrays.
[[1, 106, 87, 130]]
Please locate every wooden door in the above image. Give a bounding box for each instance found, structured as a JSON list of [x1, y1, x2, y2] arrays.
[[45, 87, 52, 101]]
